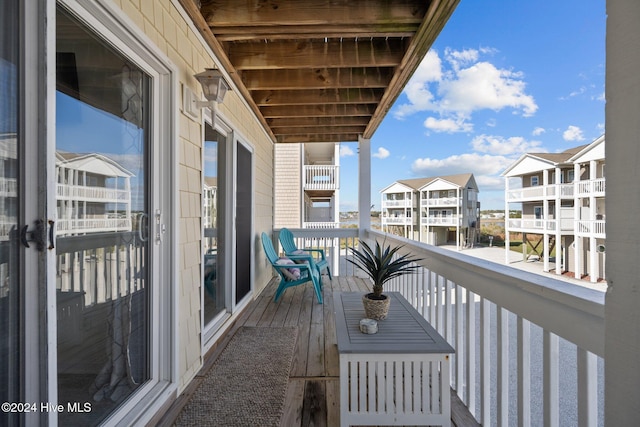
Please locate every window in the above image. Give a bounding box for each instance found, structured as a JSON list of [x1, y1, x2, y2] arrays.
[[567, 169, 575, 182], [530, 176, 539, 186], [534, 206, 543, 219]]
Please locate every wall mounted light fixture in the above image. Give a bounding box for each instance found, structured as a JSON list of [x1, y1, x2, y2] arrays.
[[183, 68, 231, 119]]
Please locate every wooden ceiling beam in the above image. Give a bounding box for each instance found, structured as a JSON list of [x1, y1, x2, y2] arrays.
[[200, 0, 428, 28], [261, 104, 376, 118], [271, 125, 366, 135], [241, 67, 393, 90], [276, 133, 362, 143], [213, 26, 418, 42], [229, 39, 406, 70], [252, 88, 384, 106], [266, 116, 371, 128]]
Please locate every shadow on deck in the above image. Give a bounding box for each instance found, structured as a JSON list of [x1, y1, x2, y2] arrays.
[[158, 276, 479, 427]]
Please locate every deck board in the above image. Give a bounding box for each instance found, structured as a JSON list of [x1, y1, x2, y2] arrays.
[[159, 275, 479, 427]]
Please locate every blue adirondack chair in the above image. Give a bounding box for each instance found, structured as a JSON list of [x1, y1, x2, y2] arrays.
[[261, 232, 323, 304], [279, 228, 332, 280]]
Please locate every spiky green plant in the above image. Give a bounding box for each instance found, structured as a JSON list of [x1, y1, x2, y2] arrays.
[[347, 240, 423, 298]]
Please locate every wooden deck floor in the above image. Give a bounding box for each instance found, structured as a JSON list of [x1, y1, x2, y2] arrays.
[[160, 276, 479, 427]]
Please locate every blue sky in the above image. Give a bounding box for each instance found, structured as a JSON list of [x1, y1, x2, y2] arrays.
[[338, 0, 605, 212]]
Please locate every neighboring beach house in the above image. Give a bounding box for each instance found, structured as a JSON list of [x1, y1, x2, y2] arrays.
[[502, 135, 606, 282], [380, 174, 480, 250], [274, 142, 340, 229]]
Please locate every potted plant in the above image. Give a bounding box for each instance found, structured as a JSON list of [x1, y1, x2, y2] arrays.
[[347, 239, 422, 320]]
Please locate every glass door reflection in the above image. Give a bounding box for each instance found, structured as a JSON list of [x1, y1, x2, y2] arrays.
[[203, 124, 226, 324]]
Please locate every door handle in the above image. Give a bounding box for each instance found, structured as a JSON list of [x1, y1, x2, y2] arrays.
[[20, 219, 47, 251]]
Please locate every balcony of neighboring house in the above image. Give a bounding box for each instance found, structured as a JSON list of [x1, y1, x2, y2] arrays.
[[164, 227, 604, 427], [507, 217, 575, 234], [576, 177, 606, 197], [381, 212, 414, 226], [57, 182, 131, 203], [0, 177, 17, 197], [423, 213, 462, 227], [381, 195, 413, 209], [423, 196, 461, 207], [303, 164, 340, 191], [575, 219, 606, 238], [506, 182, 575, 202], [56, 215, 133, 236]]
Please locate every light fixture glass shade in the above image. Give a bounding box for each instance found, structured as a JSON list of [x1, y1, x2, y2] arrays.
[[194, 69, 230, 103]]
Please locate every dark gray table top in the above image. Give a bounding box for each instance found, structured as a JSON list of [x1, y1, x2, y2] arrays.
[[334, 292, 455, 354]]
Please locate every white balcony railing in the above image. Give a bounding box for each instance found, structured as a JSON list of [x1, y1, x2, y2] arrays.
[[282, 227, 604, 427], [302, 221, 339, 229], [576, 220, 606, 236], [577, 178, 606, 197], [382, 215, 413, 225], [382, 199, 413, 208], [422, 197, 460, 207], [507, 183, 575, 201], [303, 165, 339, 191], [423, 216, 461, 226], [56, 218, 132, 235], [0, 177, 17, 197], [57, 183, 130, 203]]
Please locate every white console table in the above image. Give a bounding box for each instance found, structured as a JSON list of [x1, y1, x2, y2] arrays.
[[334, 292, 454, 426]]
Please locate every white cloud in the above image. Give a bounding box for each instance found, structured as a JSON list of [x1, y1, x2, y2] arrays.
[[563, 125, 585, 142], [439, 62, 537, 116], [532, 127, 545, 136], [340, 145, 355, 156], [470, 134, 543, 156], [424, 116, 473, 133], [394, 48, 537, 129], [412, 152, 512, 177], [372, 147, 390, 159]]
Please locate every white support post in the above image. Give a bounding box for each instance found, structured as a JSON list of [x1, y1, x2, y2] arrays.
[[554, 166, 562, 275], [543, 170, 550, 272], [574, 162, 582, 279], [589, 160, 597, 282], [504, 177, 510, 264], [358, 136, 371, 240]]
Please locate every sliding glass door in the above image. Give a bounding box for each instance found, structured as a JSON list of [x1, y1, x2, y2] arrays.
[[0, 1, 23, 424]]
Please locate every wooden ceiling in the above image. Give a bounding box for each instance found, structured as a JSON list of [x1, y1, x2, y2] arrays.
[[179, 0, 460, 143]]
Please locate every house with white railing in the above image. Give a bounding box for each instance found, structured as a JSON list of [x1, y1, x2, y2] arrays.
[[56, 152, 133, 236], [503, 135, 605, 282], [381, 174, 480, 250], [274, 142, 340, 229], [6, 1, 640, 426]]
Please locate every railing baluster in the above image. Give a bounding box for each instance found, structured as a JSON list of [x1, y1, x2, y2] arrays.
[[466, 289, 476, 415], [497, 306, 509, 427], [577, 348, 597, 427], [480, 297, 491, 427], [543, 331, 559, 427], [518, 316, 531, 427], [456, 284, 463, 398]]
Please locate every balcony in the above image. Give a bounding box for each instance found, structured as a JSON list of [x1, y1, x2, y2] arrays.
[[57, 183, 130, 203], [423, 196, 460, 207], [382, 198, 413, 208], [303, 165, 339, 191], [424, 216, 462, 226], [163, 227, 604, 426], [576, 178, 606, 197], [382, 215, 414, 226], [56, 217, 133, 235], [506, 183, 574, 202], [508, 218, 575, 233], [576, 220, 606, 237]]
